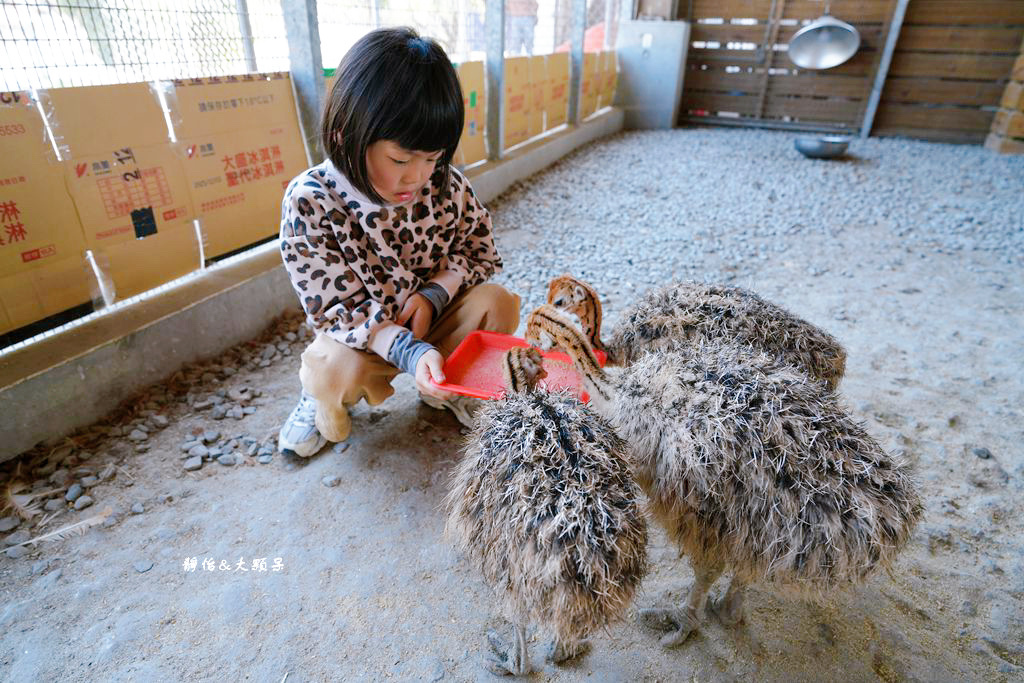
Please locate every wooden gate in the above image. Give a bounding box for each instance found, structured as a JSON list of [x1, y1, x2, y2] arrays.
[[679, 0, 897, 132]]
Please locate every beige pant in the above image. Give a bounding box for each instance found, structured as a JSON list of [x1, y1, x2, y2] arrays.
[[299, 283, 521, 441]]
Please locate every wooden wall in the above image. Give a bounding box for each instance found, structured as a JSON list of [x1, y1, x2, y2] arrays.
[[681, 0, 896, 132], [874, 1, 1024, 143], [679, 0, 1024, 143]]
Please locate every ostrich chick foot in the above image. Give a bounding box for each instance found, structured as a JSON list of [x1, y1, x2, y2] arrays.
[[638, 606, 701, 648], [485, 627, 529, 676], [545, 638, 591, 665]]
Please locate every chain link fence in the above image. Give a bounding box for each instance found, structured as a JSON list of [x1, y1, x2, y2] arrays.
[[0, 0, 289, 91]]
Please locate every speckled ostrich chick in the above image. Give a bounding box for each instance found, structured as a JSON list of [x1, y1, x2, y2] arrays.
[[547, 275, 847, 389], [445, 346, 649, 675], [526, 305, 923, 647]]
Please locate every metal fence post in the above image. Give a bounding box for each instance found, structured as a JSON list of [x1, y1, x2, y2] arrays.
[[861, 0, 908, 139], [282, 0, 325, 162], [485, 0, 505, 161], [568, 0, 586, 125], [235, 0, 258, 72]]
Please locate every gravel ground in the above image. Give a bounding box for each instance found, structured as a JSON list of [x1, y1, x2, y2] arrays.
[[1, 127, 1022, 682]]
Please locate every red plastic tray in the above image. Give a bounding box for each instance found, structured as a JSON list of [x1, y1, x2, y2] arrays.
[[432, 330, 607, 402]]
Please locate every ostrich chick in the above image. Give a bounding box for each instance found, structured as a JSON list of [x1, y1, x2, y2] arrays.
[[446, 346, 649, 675], [547, 275, 847, 388], [526, 305, 923, 647]]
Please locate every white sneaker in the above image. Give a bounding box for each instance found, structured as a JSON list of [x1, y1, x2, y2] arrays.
[[420, 393, 483, 428], [278, 391, 328, 457]]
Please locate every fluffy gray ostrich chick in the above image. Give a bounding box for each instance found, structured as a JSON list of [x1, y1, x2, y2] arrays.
[[526, 305, 923, 647], [547, 274, 847, 389], [445, 346, 649, 675]]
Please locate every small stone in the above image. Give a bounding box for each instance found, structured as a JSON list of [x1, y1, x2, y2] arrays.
[[99, 464, 116, 481], [5, 546, 27, 559], [960, 601, 977, 617], [193, 399, 213, 410], [50, 468, 71, 486], [222, 367, 237, 377], [0, 516, 19, 533], [5, 529, 30, 546], [246, 442, 259, 457], [65, 483, 83, 502], [183, 456, 203, 471], [368, 410, 388, 424], [333, 442, 350, 454], [187, 445, 210, 459], [135, 444, 150, 454], [151, 415, 170, 429], [228, 387, 250, 402], [229, 407, 245, 420], [133, 560, 153, 573], [322, 475, 340, 487], [80, 475, 99, 488], [73, 496, 94, 511], [258, 454, 273, 465], [216, 454, 237, 467], [44, 499, 63, 512], [181, 440, 200, 453], [202, 430, 221, 444], [131, 503, 145, 514], [128, 429, 148, 442], [242, 406, 257, 415], [212, 404, 228, 420], [973, 447, 992, 460], [207, 447, 223, 458]]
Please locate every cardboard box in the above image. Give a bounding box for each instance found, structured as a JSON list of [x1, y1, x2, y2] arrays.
[[992, 109, 1024, 138], [39, 82, 199, 300], [546, 52, 570, 130], [168, 73, 307, 259], [985, 132, 1024, 154], [1001, 81, 1024, 112], [0, 90, 92, 335], [581, 52, 600, 120], [455, 61, 487, 166], [527, 56, 547, 139], [599, 51, 619, 110], [504, 57, 531, 150]]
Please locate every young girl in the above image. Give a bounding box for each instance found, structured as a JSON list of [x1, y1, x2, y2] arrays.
[[277, 27, 520, 457]]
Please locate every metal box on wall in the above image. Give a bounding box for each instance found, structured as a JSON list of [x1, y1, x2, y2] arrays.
[[614, 20, 690, 130]]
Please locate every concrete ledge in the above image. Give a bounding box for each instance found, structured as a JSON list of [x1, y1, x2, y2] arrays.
[[468, 108, 624, 203], [0, 108, 624, 463]]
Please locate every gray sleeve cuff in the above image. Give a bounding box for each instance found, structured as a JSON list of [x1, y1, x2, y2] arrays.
[[417, 282, 450, 317], [386, 328, 436, 375]]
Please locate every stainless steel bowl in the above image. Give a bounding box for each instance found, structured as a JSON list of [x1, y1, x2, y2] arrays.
[[788, 15, 861, 70], [794, 136, 850, 159]]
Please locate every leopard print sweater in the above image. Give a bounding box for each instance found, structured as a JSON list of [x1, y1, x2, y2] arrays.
[[280, 159, 502, 359]]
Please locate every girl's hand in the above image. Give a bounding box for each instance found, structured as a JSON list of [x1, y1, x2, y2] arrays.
[[397, 293, 433, 340], [415, 349, 454, 401]]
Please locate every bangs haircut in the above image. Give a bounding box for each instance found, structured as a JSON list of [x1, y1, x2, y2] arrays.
[[322, 27, 465, 205]]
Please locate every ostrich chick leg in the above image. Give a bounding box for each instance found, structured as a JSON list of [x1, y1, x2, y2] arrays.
[[639, 562, 723, 648], [486, 623, 529, 676], [710, 576, 746, 627]]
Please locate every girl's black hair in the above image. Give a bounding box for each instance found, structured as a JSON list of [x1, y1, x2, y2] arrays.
[[322, 27, 465, 205]]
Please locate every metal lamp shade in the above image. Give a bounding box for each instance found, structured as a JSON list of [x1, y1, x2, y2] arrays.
[[787, 16, 861, 70]]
